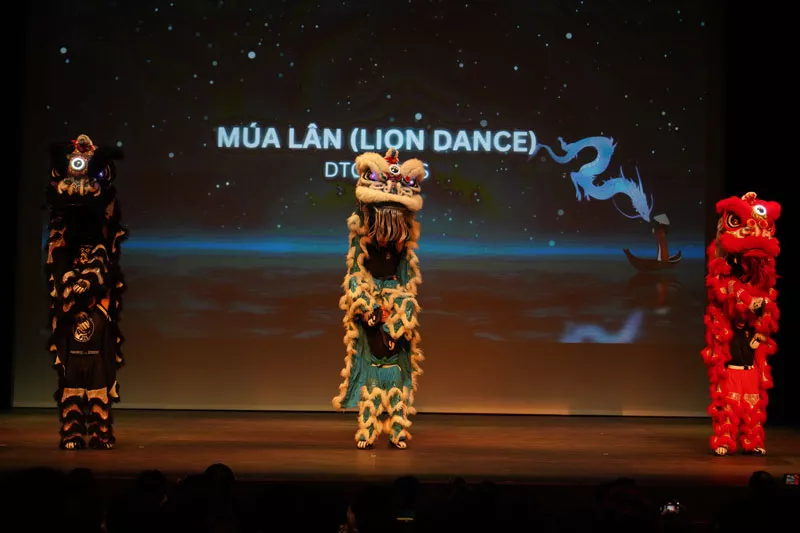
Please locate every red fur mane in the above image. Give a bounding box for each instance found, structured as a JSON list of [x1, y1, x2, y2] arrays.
[[702, 192, 781, 451]]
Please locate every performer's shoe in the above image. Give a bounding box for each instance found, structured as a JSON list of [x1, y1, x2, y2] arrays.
[[88, 436, 115, 450], [59, 436, 86, 450], [743, 447, 766, 456], [390, 438, 408, 450], [713, 446, 729, 456], [356, 440, 374, 450]]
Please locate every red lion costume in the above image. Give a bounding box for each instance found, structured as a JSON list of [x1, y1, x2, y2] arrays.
[[702, 191, 780, 456]]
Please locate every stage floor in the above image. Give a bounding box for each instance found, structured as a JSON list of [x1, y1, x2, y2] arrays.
[[1, 409, 799, 486]]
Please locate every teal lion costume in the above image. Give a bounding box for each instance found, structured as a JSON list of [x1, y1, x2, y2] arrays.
[[332, 148, 425, 449]]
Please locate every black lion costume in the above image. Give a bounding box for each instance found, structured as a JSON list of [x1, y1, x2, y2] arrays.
[[45, 134, 128, 450]]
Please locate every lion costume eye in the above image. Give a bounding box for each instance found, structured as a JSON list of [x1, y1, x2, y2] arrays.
[[365, 171, 382, 182], [70, 157, 87, 171], [726, 213, 741, 228]]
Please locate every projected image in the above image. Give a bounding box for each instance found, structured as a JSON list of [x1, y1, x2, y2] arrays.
[[16, 0, 722, 412], [36, 0, 713, 345]]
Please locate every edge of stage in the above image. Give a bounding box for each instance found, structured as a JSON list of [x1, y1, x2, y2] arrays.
[[2, 409, 798, 486], [3, 409, 799, 523]]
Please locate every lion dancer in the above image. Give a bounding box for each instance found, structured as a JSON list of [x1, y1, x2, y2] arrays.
[[702, 191, 780, 456], [333, 148, 425, 449], [46, 134, 128, 450]]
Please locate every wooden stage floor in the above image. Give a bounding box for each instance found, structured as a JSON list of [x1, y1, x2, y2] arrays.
[[1, 409, 799, 487]]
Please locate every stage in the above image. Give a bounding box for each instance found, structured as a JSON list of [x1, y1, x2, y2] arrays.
[[1, 409, 798, 485]]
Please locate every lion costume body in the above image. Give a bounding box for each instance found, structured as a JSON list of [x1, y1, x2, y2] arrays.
[[702, 192, 780, 455], [46, 134, 127, 450], [332, 148, 425, 449]]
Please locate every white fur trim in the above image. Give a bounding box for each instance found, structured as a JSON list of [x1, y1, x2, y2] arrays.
[[356, 186, 423, 212], [355, 152, 390, 175], [399, 158, 425, 183]]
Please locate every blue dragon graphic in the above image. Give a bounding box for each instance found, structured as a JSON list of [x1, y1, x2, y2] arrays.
[[533, 136, 654, 222]]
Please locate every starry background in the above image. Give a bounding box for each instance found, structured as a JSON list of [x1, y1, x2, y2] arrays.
[[13, 0, 725, 414], [25, 0, 716, 246]]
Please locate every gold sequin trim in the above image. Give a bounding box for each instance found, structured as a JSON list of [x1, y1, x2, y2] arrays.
[[743, 394, 760, 407], [86, 388, 109, 403]]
